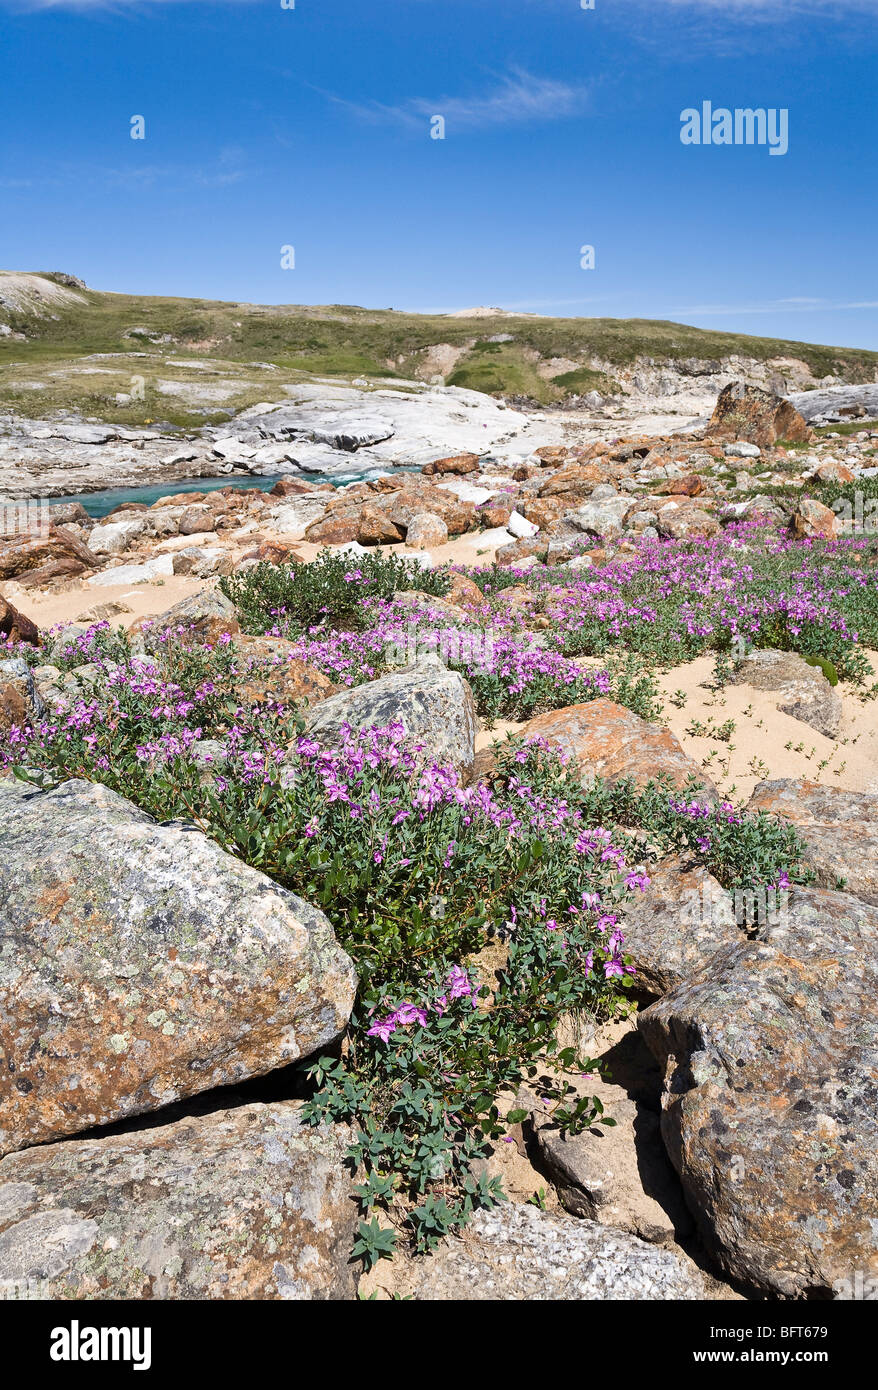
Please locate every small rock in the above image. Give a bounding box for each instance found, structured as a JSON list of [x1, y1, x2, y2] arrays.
[[793, 498, 839, 540], [401, 1202, 708, 1300], [405, 512, 448, 550]]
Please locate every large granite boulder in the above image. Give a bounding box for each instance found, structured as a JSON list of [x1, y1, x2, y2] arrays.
[[708, 381, 811, 448], [305, 656, 477, 777], [515, 699, 715, 798], [638, 887, 878, 1296], [747, 779, 878, 904], [399, 1202, 708, 1300], [0, 779, 357, 1155], [0, 1101, 358, 1299]]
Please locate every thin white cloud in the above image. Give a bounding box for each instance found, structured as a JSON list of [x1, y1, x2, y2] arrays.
[[671, 297, 878, 315], [656, 0, 877, 10], [326, 68, 589, 132], [0, 153, 252, 192], [5, 0, 257, 9]]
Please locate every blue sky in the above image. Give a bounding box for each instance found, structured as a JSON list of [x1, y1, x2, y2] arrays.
[[1, 0, 876, 349]]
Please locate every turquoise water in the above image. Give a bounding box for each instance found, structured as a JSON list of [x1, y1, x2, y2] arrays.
[[52, 474, 289, 519], [52, 465, 419, 518]]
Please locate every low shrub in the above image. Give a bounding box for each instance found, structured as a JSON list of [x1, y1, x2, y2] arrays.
[[220, 548, 451, 636]]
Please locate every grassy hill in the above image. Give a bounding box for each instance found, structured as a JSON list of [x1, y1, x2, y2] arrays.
[[2, 271, 876, 428]]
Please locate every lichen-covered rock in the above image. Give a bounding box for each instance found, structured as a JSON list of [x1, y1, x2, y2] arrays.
[[0, 779, 357, 1155], [793, 498, 839, 540], [401, 1202, 708, 1300], [747, 779, 878, 904], [444, 572, 484, 609], [87, 517, 148, 556], [0, 1101, 358, 1299], [525, 1022, 694, 1245], [730, 648, 842, 737], [638, 887, 878, 1297], [519, 699, 715, 798], [654, 501, 720, 540], [235, 635, 337, 709], [531, 1096, 693, 1245], [129, 585, 240, 649], [565, 495, 631, 540], [709, 381, 811, 448], [405, 512, 448, 550], [305, 656, 477, 777], [618, 855, 737, 996], [421, 452, 480, 477], [356, 504, 405, 546], [0, 526, 99, 582]]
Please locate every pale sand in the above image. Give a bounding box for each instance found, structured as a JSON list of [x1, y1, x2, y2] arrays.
[[474, 655, 878, 801], [12, 574, 207, 632], [292, 529, 512, 569], [656, 652, 878, 801]]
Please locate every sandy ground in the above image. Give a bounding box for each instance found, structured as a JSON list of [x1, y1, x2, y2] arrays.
[[475, 655, 878, 800], [11, 574, 206, 632], [657, 652, 878, 800]]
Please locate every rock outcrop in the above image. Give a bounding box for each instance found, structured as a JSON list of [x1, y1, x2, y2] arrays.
[[730, 649, 842, 738], [709, 381, 811, 448], [0, 1101, 358, 1299], [400, 1202, 708, 1300], [617, 855, 737, 996], [747, 779, 878, 904], [639, 887, 878, 1297], [0, 778, 357, 1155], [515, 699, 715, 797]]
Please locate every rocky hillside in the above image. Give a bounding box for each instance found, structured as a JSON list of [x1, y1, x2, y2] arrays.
[[2, 271, 877, 432]]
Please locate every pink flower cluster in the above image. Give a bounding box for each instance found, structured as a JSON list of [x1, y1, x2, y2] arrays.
[[366, 965, 477, 1042]]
